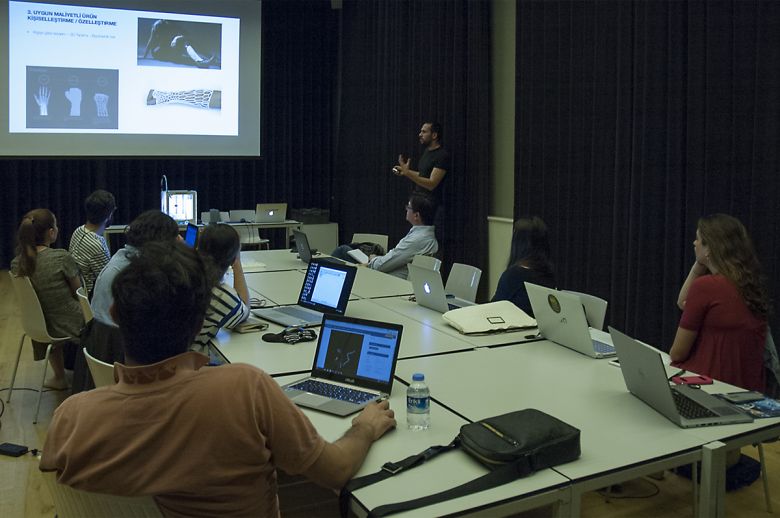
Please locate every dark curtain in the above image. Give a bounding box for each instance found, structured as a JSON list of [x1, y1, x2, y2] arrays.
[[334, 0, 492, 278], [1, 0, 339, 267], [515, 0, 780, 348]]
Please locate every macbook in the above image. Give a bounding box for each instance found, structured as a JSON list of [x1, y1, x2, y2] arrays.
[[408, 263, 475, 313], [608, 327, 753, 427], [525, 282, 615, 358], [281, 314, 403, 416], [253, 259, 357, 327], [229, 209, 256, 223], [256, 203, 287, 224], [293, 229, 345, 265]]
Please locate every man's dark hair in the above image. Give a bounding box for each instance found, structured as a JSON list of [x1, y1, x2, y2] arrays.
[[125, 210, 179, 247], [84, 190, 116, 224], [112, 241, 211, 364], [198, 223, 241, 286], [408, 192, 437, 226], [426, 121, 443, 142]]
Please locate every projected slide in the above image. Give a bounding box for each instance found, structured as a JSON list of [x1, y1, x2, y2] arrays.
[[9, 1, 239, 136]]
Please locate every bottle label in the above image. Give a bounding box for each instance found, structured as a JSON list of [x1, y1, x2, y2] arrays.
[[407, 396, 430, 413]]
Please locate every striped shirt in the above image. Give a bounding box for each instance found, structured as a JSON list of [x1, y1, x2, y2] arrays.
[[69, 225, 111, 293], [192, 282, 250, 354]]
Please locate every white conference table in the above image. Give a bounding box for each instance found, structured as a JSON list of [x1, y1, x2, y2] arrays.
[[240, 249, 306, 272], [393, 341, 780, 517], [273, 373, 572, 517]]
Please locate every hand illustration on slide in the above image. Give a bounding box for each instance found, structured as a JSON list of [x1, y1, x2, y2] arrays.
[[34, 86, 51, 116], [65, 87, 82, 116], [94, 93, 109, 117]]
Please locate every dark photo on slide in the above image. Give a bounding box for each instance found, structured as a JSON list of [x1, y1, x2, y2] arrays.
[[26, 66, 119, 129], [138, 19, 222, 70], [324, 331, 363, 377]]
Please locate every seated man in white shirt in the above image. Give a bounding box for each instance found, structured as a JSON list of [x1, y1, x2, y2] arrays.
[[332, 193, 438, 279], [40, 241, 396, 517]]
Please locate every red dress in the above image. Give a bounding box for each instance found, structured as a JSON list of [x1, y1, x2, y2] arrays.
[[674, 275, 767, 392]]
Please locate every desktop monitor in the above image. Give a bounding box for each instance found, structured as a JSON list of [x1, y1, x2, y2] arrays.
[[162, 190, 197, 224]]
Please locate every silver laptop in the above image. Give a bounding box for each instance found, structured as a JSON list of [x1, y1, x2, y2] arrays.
[[525, 282, 615, 358], [282, 314, 403, 416], [408, 263, 475, 313], [229, 209, 256, 223], [608, 327, 753, 427], [293, 229, 346, 265], [254, 259, 357, 327], [256, 203, 287, 224]]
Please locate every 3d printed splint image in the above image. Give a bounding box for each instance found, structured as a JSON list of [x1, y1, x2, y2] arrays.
[[146, 89, 222, 110]]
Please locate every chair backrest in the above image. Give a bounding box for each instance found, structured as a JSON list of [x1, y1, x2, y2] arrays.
[[76, 287, 93, 323], [351, 233, 389, 251], [42, 470, 163, 518], [444, 263, 482, 302], [83, 349, 116, 387], [411, 254, 442, 272], [8, 272, 69, 343], [562, 290, 608, 330]]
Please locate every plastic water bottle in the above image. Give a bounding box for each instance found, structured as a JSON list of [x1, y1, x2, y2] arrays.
[[407, 373, 430, 430]]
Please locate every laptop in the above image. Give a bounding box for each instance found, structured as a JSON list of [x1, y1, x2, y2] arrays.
[[608, 327, 753, 427], [293, 229, 346, 265], [256, 203, 287, 224], [229, 209, 256, 223], [281, 314, 403, 416], [408, 263, 475, 313], [253, 259, 357, 327], [183, 222, 201, 248], [525, 282, 615, 358]]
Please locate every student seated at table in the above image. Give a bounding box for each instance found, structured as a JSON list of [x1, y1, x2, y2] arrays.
[[11, 208, 84, 390], [40, 241, 396, 517], [191, 224, 250, 359], [332, 192, 438, 279], [68, 189, 116, 297], [491, 216, 556, 316], [670, 214, 770, 392], [70, 210, 181, 394]]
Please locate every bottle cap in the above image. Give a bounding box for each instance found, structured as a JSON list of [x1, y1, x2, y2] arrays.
[[412, 373, 424, 381]]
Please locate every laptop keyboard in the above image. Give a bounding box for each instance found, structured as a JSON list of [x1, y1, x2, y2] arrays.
[[672, 389, 718, 419], [291, 379, 377, 404], [282, 307, 320, 321], [592, 340, 615, 354]]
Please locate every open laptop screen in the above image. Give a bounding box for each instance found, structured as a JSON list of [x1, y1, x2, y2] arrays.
[[313, 315, 403, 391], [184, 223, 200, 248], [298, 259, 357, 315]]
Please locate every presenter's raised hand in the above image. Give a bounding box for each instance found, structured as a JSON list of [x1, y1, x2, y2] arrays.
[[396, 154, 411, 177], [65, 87, 82, 116], [34, 86, 51, 116]]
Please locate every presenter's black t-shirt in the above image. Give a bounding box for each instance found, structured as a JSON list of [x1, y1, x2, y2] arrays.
[[414, 146, 450, 204]]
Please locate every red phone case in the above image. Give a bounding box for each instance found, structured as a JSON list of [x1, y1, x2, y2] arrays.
[[671, 374, 713, 385]]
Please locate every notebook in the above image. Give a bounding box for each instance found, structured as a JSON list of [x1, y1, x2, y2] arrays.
[[293, 229, 346, 265], [408, 263, 475, 313], [282, 314, 403, 416], [228, 209, 256, 223], [253, 259, 357, 327], [256, 203, 287, 224], [608, 327, 753, 427], [183, 223, 201, 248], [525, 282, 615, 358]]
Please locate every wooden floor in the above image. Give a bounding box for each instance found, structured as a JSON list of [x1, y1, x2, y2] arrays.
[[1, 270, 779, 517]]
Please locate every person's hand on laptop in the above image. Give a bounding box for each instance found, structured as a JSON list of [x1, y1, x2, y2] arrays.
[[352, 400, 396, 441]]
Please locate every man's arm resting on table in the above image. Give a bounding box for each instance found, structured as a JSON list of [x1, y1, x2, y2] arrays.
[[303, 400, 396, 490]]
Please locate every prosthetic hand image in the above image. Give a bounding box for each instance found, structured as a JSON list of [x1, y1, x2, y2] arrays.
[[141, 20, 220, 69], [65, 87, 82, 116], [146, 89, 221, 109], [94, 93, 109, 117], [34, 86, 51, 116]]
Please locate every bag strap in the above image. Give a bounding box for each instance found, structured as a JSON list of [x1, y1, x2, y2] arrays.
[[339, 441, 458, 517]]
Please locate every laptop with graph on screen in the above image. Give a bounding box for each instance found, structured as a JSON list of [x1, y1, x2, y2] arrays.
[[253, 259, 357, 327], [281, 314, 403, 416]]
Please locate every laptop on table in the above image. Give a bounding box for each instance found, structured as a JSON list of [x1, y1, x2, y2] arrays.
[[525, 282, 615, 358], [282, 314, 403, 416], [293, 229, 346, 265], [608, 327, 753, 427], [183, 223, 201, 248], [253, 259, 357, 327], [408, 263, 475, 313], [256, 203, 287, 224]]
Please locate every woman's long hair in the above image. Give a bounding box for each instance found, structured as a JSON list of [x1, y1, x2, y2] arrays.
[[698, 213, 770, 319], [507, 216, 554, 276], [15, 208, 56, 276]]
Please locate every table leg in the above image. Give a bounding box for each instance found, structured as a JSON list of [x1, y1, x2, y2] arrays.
[[699, 441, 726, 518]]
